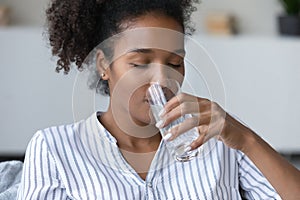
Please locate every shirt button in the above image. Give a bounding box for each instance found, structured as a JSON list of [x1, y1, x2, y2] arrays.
[[147, 182, 152, 188]]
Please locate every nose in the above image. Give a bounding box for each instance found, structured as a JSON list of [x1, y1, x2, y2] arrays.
[[150, 63, 169, 84], [148, 64, 182, 100], [149, 63, 183, 86]]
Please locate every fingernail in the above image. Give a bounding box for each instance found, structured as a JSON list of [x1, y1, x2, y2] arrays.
[[163, 133, 172, 141], [184, 146, 191, 152], [155, 120, 164, 128], [159, 109, 166, 117]]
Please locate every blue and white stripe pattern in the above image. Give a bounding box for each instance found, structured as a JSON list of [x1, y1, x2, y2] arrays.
[[17, 112, 281, 199]]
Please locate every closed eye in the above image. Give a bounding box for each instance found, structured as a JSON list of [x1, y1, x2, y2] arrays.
[[130, 63, 182, 68], [168, 63, 183, 68], [129, 63, 148, 68]]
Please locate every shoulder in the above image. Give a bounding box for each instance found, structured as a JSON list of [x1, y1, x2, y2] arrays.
[[26, 117, 90, 158], [32, 123, 76, 144], [40, 122, 79, 141], [37, 112, 101, 142]]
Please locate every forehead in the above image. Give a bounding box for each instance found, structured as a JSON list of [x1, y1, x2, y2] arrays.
[[101, 27, 185, 59]]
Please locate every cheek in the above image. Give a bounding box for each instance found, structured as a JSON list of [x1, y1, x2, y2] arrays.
[[128, 86, 154, 123], [109, 67, 150, 96], [128, 86, 147, 109]]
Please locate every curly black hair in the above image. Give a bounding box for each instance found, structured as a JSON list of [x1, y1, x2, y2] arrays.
[[46, 0, 200, 94]]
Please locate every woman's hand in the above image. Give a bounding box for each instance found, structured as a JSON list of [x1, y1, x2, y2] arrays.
[[158, 92, 300, 199], [157, 92, 254, 152]]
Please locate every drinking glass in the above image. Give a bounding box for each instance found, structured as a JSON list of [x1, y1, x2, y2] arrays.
[[147, 79, 199, 162]]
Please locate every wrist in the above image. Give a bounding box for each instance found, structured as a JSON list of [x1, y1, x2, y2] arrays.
[[240, 129, 259, 155], [222, 113, 259, 152]]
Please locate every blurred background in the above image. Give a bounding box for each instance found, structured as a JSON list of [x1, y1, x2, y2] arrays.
[[0, 0, 299, 168]]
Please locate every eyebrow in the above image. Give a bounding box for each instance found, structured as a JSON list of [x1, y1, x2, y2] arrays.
[[127, 48, 153, 54], [126, 48, 186, 55]]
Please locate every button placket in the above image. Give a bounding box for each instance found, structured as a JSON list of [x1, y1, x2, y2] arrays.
[[145, 181, 154, 199]]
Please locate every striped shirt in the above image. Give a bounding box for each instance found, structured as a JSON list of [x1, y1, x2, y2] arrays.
[[17, 112, 281, 199]]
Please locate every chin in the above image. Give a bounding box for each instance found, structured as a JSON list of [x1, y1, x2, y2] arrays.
[[129, 110, 155, 127]]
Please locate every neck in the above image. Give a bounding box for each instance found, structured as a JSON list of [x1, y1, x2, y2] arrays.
[[98, 107, 162, 153]]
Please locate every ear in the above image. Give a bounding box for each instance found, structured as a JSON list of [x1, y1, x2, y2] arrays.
[[96, 50, 110, 80]]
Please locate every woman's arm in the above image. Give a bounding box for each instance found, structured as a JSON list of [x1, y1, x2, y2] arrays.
[[160, 94, 300, 199], [226, 115, 300, 200]]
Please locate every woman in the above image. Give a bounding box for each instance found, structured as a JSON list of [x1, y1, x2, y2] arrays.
[[17, 0, 300, 199]]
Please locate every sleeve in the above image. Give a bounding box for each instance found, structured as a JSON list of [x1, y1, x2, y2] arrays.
[[16, 131, 69, 200], [237, 151, 282, 200]]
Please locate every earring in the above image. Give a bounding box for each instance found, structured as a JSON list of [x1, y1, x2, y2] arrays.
[[101, 73, 105, 78]]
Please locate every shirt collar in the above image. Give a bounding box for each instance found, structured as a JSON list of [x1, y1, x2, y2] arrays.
[[82, 112, 174, 176], [92, 111, 118, 144]]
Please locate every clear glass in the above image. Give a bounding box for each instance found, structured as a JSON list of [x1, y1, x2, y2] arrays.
[[147, 80, 199, 162]]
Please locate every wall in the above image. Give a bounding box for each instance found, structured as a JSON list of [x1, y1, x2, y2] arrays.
[[1, 0, 299, 154], [0, 28, 76, 153], [1, 0, 283, 35], [0, 0, 48, 26], [192, 0, 283, 35], [1, 28, 300, 153]]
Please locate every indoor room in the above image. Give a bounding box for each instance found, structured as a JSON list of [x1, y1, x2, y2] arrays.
[[1, 0, 299, 199]]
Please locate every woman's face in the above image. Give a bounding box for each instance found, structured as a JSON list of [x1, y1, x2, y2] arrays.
[[101, 13, 185, 129]]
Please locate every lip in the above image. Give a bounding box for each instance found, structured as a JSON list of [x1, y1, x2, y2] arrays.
[[143, 96, 150, 103]]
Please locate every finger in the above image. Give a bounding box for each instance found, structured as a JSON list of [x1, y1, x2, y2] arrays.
[[162, 93, 199, 116], [165, 111, 218, 141], [189, 125, 209, 150], [164, 116, 200, 141], [161, 93, 184, 116], [159, 99, 180, 117], [161, 98, 213, 127], [189, 119, 225, 150], [161, 101, 200, 127]]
